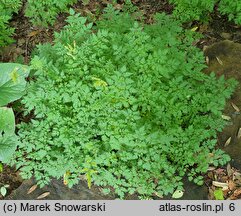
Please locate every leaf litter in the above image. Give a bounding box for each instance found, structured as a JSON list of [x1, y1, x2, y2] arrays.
[[206, 164, 241, 200], [36, 191, 50, 199], [27, 184, 38, 194]]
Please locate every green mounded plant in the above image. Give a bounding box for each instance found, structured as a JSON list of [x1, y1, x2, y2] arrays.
[[169, 0, 241, 25], [0, 0, 22, 46], [218, 0, 241, 25], [0, 63, 30, 163], [25, 0, 78, 26], [11, 6, 237, 198], [169, 0, 216, 23]]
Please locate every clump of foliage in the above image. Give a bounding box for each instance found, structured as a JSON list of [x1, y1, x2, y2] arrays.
[[0, 63, 30, 163], [11, 6, 237, 198], [169, 0, 216, 23], [25, 0, 78, 26], [218, 0, 241, 25], [169, 0, 241, 25], [0, 0, 22, 46]]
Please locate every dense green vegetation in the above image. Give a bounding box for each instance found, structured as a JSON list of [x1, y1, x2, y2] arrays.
[[8, 6, 236, 198], [25, 0, 78, 26], [0, 0, 22, 46], [0, 0, 240, 199], [169, 0, 216, 23], [1, 0, 241, 47], [219, 0, 241, 24], [170, 0, 241, 24]]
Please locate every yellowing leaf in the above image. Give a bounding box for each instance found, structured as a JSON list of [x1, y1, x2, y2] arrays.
[[221, 115, 231, 121], [233, 171, 241, 181], [191, 26, 198, 32], [63, 170, 71, 185], [205, 56, 209, 64], [27, 184, 38, 194], [203, 45, 208, 51], [231, 102, 240, 112], [212, 181, 228, 189], [87, 172, 92, 189], [27, 30, 40, 37], [224, 137, 231, 147], [207, 166, 216, 171], [227, 163, 233, 177], [216, 56, 223, 65], [172, 190, 184, 199], [154, 192, 163, 198], [10, 67, 19, 83], [114, 4, 123, 10], [92, 77, 108, 88], [237, 128, 241, 139], [36, 192, 50, 199]]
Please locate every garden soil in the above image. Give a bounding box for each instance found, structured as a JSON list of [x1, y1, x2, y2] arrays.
[[5, 178, 112, 200], [204, 40, 241, 170]]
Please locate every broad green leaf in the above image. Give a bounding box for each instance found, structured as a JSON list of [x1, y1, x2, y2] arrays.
[[0, 133, 19, 162], [0, 63, 30, 106], [0, 187, 7, 197], [0, 107, 15, 135], [172, 190, 184, 199]]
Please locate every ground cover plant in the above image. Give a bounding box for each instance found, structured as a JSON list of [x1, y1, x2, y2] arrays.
[[169, 0, 241, 24], [9, 3, 238, 199], [0, 0, 22, 46], [169, 0, 216, 23], [0, 0, 89, 47], [218, 0, 241, 25], [25, 0, 78, 26], [2, 0, 241, 49]]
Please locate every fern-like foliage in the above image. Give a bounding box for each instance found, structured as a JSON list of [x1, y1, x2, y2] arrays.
[[0, 0, 22, 46], [219, 0, 241, 25], [11, 6, 237, 198], [169, 0, 216, 23], [25, 0, 78, 26], [169, 0, 241, 25]]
